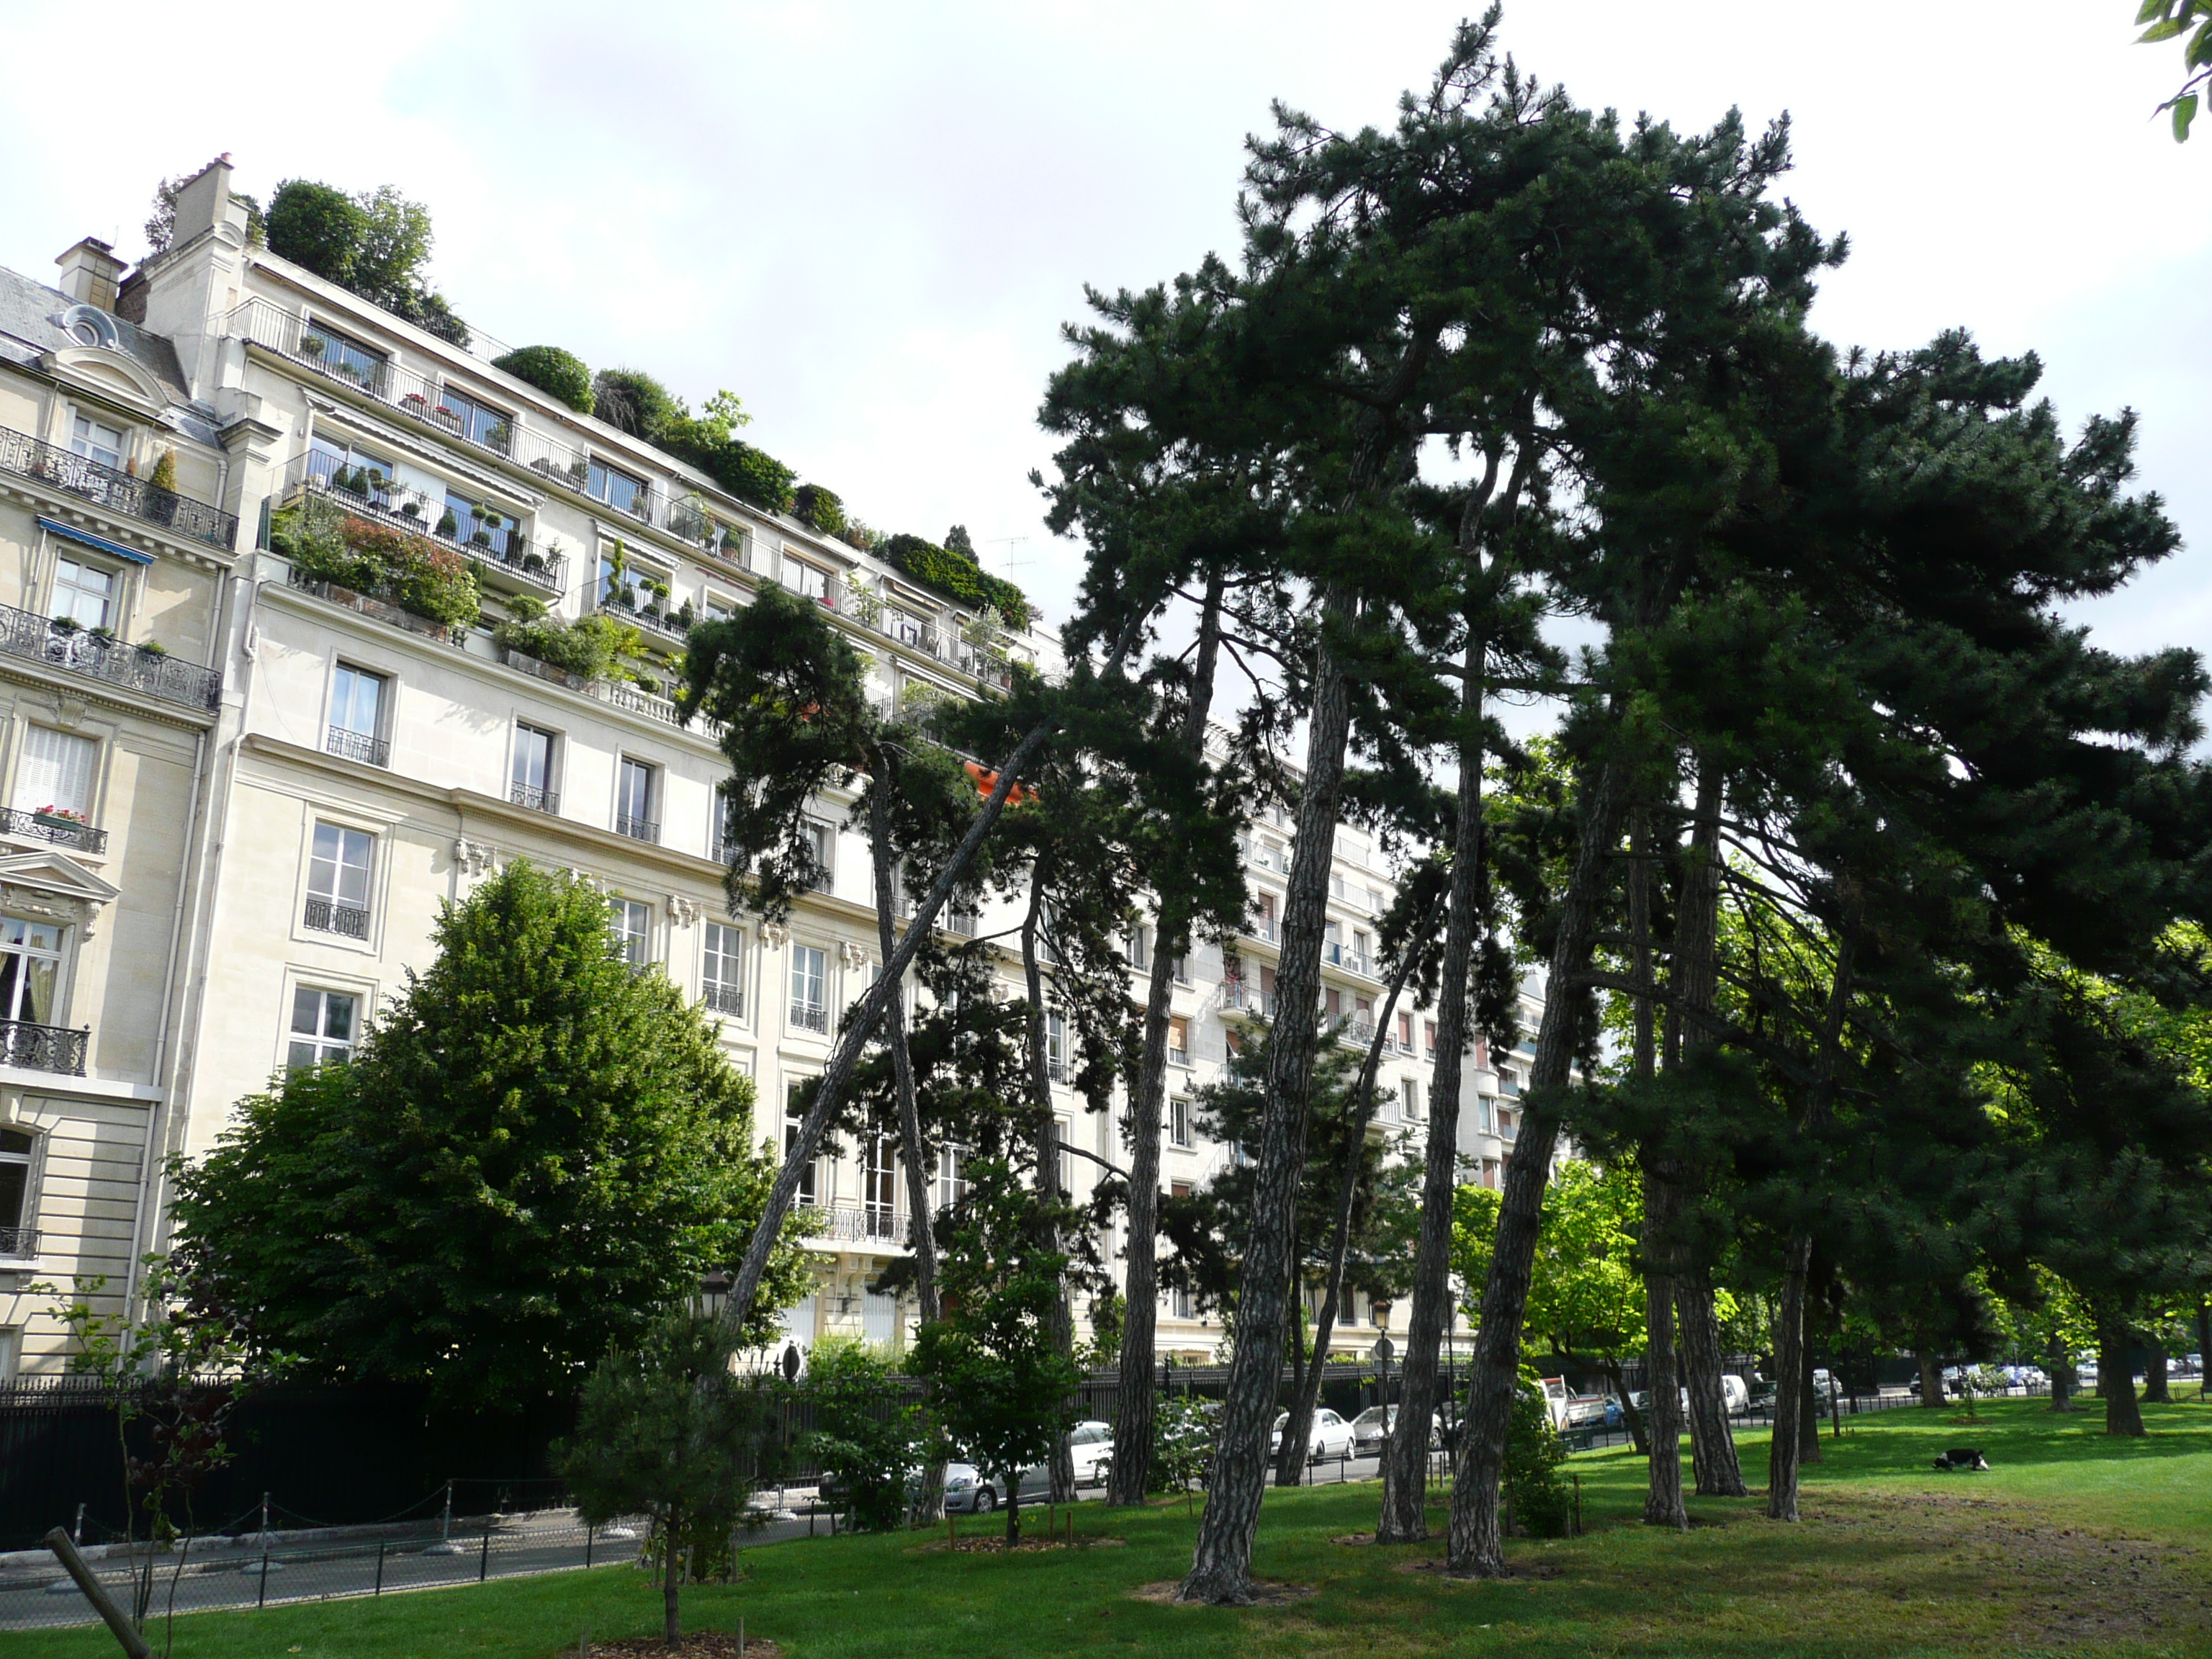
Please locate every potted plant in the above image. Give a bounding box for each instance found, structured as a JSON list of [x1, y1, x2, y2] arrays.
[[399, 500, 421, 519], [300, 333, 326, 358], [523, 551, 546, 575], [471, 529, 493, 547], [135, 640, 168, 658], [436, 508, 459, 538], [32, 804, 89, 831], [402, 392, 429, 411], [87, 625, 117, 644], [485, 421, 511, 452], [48, 616, 81, 636]]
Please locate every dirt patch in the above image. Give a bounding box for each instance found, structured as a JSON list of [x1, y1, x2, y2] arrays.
[[907, 1535, 1125, 1555], [1808, 1490, 2210, 1644], [1128, 1577, 1318, 1607], [569, 1637, 783, 1658]]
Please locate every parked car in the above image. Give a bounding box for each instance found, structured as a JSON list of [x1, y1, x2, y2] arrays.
[[1722, 1373, 1752, 1412], [1270, 1407, 1356, 1462], [1065, 1420, 1115, 1486], [1349, 1404, 1449, 1455], [938, 1421, 1117, 1513]]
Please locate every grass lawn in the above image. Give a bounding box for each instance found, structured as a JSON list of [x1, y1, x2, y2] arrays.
[[12, 1395, 2212, 1658]]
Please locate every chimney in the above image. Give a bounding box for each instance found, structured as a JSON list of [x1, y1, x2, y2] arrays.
[[55, 239, 126, 312], [166, 153, 238, 251]]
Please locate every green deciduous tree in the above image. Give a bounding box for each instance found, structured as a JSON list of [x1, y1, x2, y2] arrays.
[[169, 860, 809, 1403]]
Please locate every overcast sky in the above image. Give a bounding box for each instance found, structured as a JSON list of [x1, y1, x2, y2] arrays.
[[1, 1, 2203, 667]]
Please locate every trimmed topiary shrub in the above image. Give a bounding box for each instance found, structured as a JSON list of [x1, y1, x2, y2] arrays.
[[493, 346, 595, 413], [791, 484, 845, 536], [593, 367, 685, 440]]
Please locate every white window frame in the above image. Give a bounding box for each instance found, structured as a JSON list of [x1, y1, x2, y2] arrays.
[[287, 985, 361, 1071], [12, 723, 99, 823], [1169, 1095, 1193, 1149], [302, 819, 376, 943], [802, 818, 834, 893], [702, 921, 745, 1017], [69, 410, 125, 470], [616, 757, 658, 842], [0, 1123, 38, 1257], [611, 897, 654, 968], [49, 553, 120, 631], [789, 943, 829, 1034], [511, 723, 559, 813]]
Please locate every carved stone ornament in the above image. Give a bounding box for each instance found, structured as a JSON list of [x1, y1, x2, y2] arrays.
[[837, 940, 872, 970], [47, 696, 87, 731], [568, 868, 606, 894], [760, 922, 790, 948], [667, 895, 702, 927], [454, 839, 498, 877]]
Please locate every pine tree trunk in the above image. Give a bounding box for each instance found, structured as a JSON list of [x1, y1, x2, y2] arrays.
[[1111, 572, 1225, 1506], [1444, 761, 1628, 1578], [1378, 634, 1483, 1543], [1678, 1273, 1745, 1496], [1663, 765, 1742, 1497], [662, 1511, 683, 1649], [1640, 1167, 1688, 1528], [2101, 1318, 2145, 1437], [2198, 1300, 2211, 1402], [869, 786, 944, 1521], [1022, 880, 1079, 1506], [1766, 1232, 1812, 1521], [1279, 956, 1421, 1488], [724, 722, 1053, 1336], [2047, 1334, 2076, 1412], [1179, 595, 1355, 1604], [2144, 1336, 2170, 1403]]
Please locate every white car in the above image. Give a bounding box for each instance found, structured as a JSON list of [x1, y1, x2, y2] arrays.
[[1270, 1407, 1356, 1462], [939, 1423, 1116, 1512], [1066, 1420, 1115, 1486]]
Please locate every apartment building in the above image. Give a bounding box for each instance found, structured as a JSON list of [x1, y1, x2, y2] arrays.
[[0, 157, 1547, 1376]]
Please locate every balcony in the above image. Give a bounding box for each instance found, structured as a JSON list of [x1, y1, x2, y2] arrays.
[[791, 1000, 830, 1035], [598, 590, 692, 644], [0, 806, 107, 855], [304, 896, 369, 940], [804, 1200, 908, 1245], [616, 813, 660, 845], [286, 451, 564, 596], [0, 425, 237, 551], [0, 1226, 37, 1258], [702, 981, 744, 1017], [511, 783, 559, 814], [325, 726, 389, 768], [0, 1020, 88, 1076], [0, 602, 222, 712], [1220, 982, 1275, 1020]]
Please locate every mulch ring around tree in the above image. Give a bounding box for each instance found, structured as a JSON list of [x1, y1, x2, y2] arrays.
[[1396, 1557, 1566, 1581], [1128, 1578, 1318, 1606], [568, 1635, 783, 1658], [909, 1534, 1126, 1555]]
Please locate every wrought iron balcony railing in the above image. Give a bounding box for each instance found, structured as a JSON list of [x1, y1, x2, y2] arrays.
[[790, 1000, 830, 1035], [325, 726, 389, 768], [616, 813, 660, 844], [0, 602, 222, 712], [701, 981, 744, 1017], [511, 783, 559, 814], [0, 1226, 37, 1258], [0, 1020, 88, 1076], [304, 896, 370, 939], [799, 1200, 907, 1244], [0, 806, 107, 854], [284, 451, 564, 595], [0, 426, 237, 550]]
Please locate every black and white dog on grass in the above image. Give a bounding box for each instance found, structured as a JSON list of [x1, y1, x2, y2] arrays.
[[1933, 1447, 1990, 1472]]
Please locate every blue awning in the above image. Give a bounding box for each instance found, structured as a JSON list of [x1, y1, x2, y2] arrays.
[[36, 518, 153, 566]]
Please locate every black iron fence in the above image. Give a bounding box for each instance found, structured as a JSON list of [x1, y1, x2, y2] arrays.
[[0, 1020, 87, 1076], [0, 601, 222, 712], [0, 426, 238, 550]]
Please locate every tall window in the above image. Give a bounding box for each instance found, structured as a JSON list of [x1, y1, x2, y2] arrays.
[[611, 898, 652, 968], [71, 414, 124, 470], [711, 786, 737, 863], [0, 1125, 31, 1254], [790, 944, 828, 1033], [301, 322, 385, 388], [863, 1136, 896, 1235], [444, 491, 514, 556], [326, 665, 388, 766], [305, 822, 372, 938], [0, 916, 62, 1026], [287, 987, 357, 1070], [306, 433, 394, 500], [50, 558, 114, 629], [1398, 1011, 1413, 1053], [1402, 1078, 1422, 1120], [14, 725, 95, 825], [586, 459, 645, 518], [1128, 925, 1149, 971], [1168, 1015, 1190, 1066], [802, 819, 834, 892], [616, 757, 657, 842], [436, 385, 511, 451], [936, 1144, 968, 1211], [1046, 1010, 1069, 1082], [1169, 1095, 1193, 1149], [1256, 893, 1276, 941], [786, 1087, 817, 1205], [511, 724, 557, 812], [1171, 1283, 1193, 1320], [702, 922, 744, 1016]]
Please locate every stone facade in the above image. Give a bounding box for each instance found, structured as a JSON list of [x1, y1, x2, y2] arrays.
[[0, 157, 1554, 1377]]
